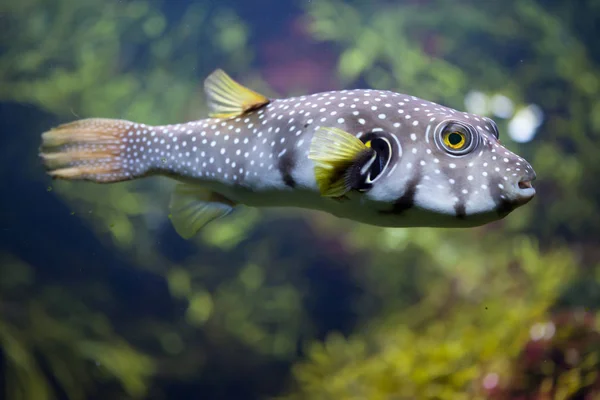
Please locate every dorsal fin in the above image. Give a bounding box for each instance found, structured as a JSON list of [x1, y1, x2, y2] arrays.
[[204, 69, 270, 118]]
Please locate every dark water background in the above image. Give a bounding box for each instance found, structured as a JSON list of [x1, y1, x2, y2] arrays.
[[1, 0, 600, 399]]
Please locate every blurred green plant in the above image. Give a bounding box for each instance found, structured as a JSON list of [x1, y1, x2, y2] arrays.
[[0, 0, 254, 122], [493, 309, 600, 399], [279, 234, 578, 399], [0, 0, 262, 254], [0, 254, 155, 400], [1, 0, 298, 398]]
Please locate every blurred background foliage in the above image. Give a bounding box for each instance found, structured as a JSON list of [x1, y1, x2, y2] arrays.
[[1, 0, 599, 399]]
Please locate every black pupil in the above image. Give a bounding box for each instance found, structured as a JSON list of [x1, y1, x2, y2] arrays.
[[449, 132, 462, 146]]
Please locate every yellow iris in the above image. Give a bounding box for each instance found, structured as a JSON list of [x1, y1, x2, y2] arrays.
[[443, 131, 466, 150]]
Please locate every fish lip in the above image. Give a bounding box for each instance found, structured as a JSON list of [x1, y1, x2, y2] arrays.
[[514, 181, 536, 205], [517, 187, 536, 203], [516, 170, 536, 193], [512, 173, 536, 205]]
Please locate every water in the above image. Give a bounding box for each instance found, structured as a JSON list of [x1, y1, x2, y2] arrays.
[[1, 0, 599, 399]]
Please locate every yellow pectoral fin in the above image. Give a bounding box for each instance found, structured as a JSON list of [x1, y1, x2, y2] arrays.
[[204, 69, 270, 118], [308, 127, 371, 197]]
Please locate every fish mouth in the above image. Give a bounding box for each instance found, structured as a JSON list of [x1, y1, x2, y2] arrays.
[[514, 176, 536, 205], [518, 180, 533, 190]]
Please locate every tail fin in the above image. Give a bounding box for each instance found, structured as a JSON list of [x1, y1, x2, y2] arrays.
[[40, 118, 149, 183]]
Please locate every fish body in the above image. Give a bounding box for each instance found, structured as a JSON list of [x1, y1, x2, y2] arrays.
[[40, 69, 536, 238]]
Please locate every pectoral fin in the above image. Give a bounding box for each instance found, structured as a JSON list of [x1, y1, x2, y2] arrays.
[[169, 184, 236, 239], [308, 127, 377, 197], [204, 69, 270, 118]]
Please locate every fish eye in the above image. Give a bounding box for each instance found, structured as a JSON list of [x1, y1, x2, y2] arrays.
[[435, 121, 477, 156], [443, 131, 466, 149]]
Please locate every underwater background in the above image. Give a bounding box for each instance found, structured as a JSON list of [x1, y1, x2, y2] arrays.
[[1, 0, 600, 399]]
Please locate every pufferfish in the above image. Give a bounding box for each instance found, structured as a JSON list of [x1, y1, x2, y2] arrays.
[[39, 69, 536, 239]]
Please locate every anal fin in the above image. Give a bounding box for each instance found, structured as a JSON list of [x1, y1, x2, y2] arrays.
[[169, 184, 236, 239]]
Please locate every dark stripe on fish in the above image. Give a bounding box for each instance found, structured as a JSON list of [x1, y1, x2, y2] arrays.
[[454, 201, 467, 219], [380, 169, 421, 215], [452, 176, 468, 219], [496, 199, 517, 216], [278, 150, 297, 188], [489, 176, 518, 216], [438, 166, 468, 219]]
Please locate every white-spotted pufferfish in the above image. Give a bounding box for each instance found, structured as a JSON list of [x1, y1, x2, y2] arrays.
[[39, 69, 537, 238]]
